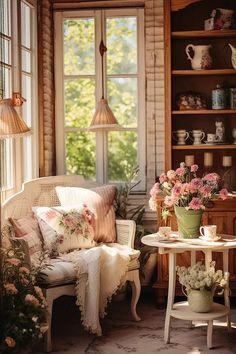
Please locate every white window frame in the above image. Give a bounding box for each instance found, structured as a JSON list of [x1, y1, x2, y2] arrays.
[[0, 0, 38, 200], [54, 8, 146, 190]]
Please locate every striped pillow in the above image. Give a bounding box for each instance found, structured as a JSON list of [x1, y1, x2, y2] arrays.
[[56, 185, 117, 243]]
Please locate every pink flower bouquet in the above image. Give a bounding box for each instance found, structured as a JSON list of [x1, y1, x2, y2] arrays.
[[149, 162, 228, 221]]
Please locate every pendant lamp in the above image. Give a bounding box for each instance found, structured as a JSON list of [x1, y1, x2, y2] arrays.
[[89, 38, 122, 131]]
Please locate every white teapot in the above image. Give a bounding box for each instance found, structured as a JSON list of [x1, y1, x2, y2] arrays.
[[185, 44, 213, 70], [228, 43, 236, 69]]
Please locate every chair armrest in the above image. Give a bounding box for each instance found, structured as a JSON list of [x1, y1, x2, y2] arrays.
[[115, 219, 136, 248]]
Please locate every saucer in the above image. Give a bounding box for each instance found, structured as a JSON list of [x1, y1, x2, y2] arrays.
[[204, 141, 217, 145], [199, 235, 221, 242], [155, 232, 179, 243]]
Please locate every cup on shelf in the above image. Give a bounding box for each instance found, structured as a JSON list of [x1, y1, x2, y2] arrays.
[[190, 130, 205, 145], [206, 133, 216, 143], [172, 129, 189, 145], [199, 225, 217, 240], [158, 226, 172, 239]]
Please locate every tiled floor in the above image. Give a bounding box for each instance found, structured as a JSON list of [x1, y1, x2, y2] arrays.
[[36, 291, 236, 354]]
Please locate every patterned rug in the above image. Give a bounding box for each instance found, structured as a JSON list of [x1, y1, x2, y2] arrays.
[[36, 293, 236, 354]]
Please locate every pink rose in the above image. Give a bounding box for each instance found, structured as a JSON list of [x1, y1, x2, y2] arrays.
[[199, 185, 212, 196], [4, 283, 18, 295], [219, 188, 228, 200], [203, 173, 219, 182], [167, 170, 176, 180], [159, 173, 167, 183], [150, 183, 160, 197], [188, 197, 205, 210], [172, 184, 182, 196], [190, 164, 199, 173], [190, 178, 203, 190], [5, 337, 16, 348], [175, 167, 185, 176], [25, 294, 40, 306], [164, 195, 176, 207], [34, 286, 44, 299], [19, 266, 30, 274], [21, 278, 30, 286], [7, 258, 21, 266]]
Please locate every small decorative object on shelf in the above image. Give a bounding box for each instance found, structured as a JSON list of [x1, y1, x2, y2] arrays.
[[212, 84, 228, 109], [190, 129, 205, 145], [185, 154, 194, 167], [203, 152, 214, 176], [215, 119, 225, 143], [176, 91, 207, 110], [204, 8, 236, 31], [172, 129, 189, 145], [149, 162, 228, 238], [186, 44, 213, 70], [229, 87, 236, 108], [221, 155, 233, 191], [176, 262, 228, 313], [228, 44, 236, 69]]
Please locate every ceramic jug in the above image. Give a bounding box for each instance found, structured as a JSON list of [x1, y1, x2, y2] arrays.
[[185, 44, 213, 70], [228, 43, 236, 69]]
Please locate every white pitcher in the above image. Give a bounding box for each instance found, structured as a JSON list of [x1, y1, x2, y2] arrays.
[[228, 43, 236, 69], [185, 44, 213, 70]]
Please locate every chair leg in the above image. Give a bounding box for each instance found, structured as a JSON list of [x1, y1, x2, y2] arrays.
[[44, 294, 53, 353], [130, 270, 141, 321], [207, 320, 213, 349]]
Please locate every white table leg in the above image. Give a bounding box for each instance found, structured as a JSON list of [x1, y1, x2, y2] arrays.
[[164, 252, 176, 344], [207, 320, 213, 349], [204, 250, 212, 270], [191, 251, 196, 266], [223, 250, 231, 331]]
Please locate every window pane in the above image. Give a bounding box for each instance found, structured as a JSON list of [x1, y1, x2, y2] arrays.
[[0, 139, 13, 190], [108, 131, 137, 182], [106, 17, 137, 75], [64, 78, 95, 128], [0, 38, 11, 64], [64, 19, 95, 75], [22, 74, 32, 126], [21, 2, 31, 48], [0, 0, 11, 36], [65, 131, 96, 180], [22, 49, 31, 73], [0, 67, 11, 98], [107, 78, 137, 127]]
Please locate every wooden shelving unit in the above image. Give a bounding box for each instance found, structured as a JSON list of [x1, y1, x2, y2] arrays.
[[154, 0, 236, 307]]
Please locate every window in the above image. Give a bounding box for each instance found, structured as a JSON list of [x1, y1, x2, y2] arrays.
[[55, 9, 145, 189], [0, 0, 37, 197]]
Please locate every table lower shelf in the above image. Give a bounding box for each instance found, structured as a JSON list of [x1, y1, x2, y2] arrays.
[[171, 301, 229, 321]]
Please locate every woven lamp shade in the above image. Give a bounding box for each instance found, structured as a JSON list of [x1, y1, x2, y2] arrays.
[[0, 99, 31, 138], [89, 98, 122, 131]]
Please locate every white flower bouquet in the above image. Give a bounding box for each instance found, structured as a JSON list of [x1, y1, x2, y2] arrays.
[[176, 261, 228, 295]]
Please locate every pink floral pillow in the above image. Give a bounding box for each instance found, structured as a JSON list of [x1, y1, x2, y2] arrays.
[[33, 205, 96, 254], [8, 213, 43, 266]]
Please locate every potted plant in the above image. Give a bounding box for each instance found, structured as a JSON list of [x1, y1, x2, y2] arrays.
[[176, 261, 228, 313], [149, 162, 228, 238], [0, 246, 48, 354], [114, 167, 157, 286]]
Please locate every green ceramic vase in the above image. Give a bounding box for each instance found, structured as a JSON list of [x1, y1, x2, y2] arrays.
[[187, 289, 213, 313], [174, 206, 203, 238]]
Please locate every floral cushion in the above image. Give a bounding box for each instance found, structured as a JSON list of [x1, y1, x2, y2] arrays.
[[8, 213, 43, 266], [56, 185, 117, 243], [33, 205, 96, 255]]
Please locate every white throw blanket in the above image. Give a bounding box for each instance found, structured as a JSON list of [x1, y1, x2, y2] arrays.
[[60, 243, 138, 335]]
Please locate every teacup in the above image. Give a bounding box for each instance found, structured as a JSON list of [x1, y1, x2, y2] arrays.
[[200, 225, 217, 240], [158, 226, 172, 239], [206, 133, 216, 143]]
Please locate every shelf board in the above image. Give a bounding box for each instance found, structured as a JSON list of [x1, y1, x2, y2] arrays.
[[172, 144, 236, 150], [172, 109, 236, 115], [172, 29, 236, 39], [172, 69, 236, 76]]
